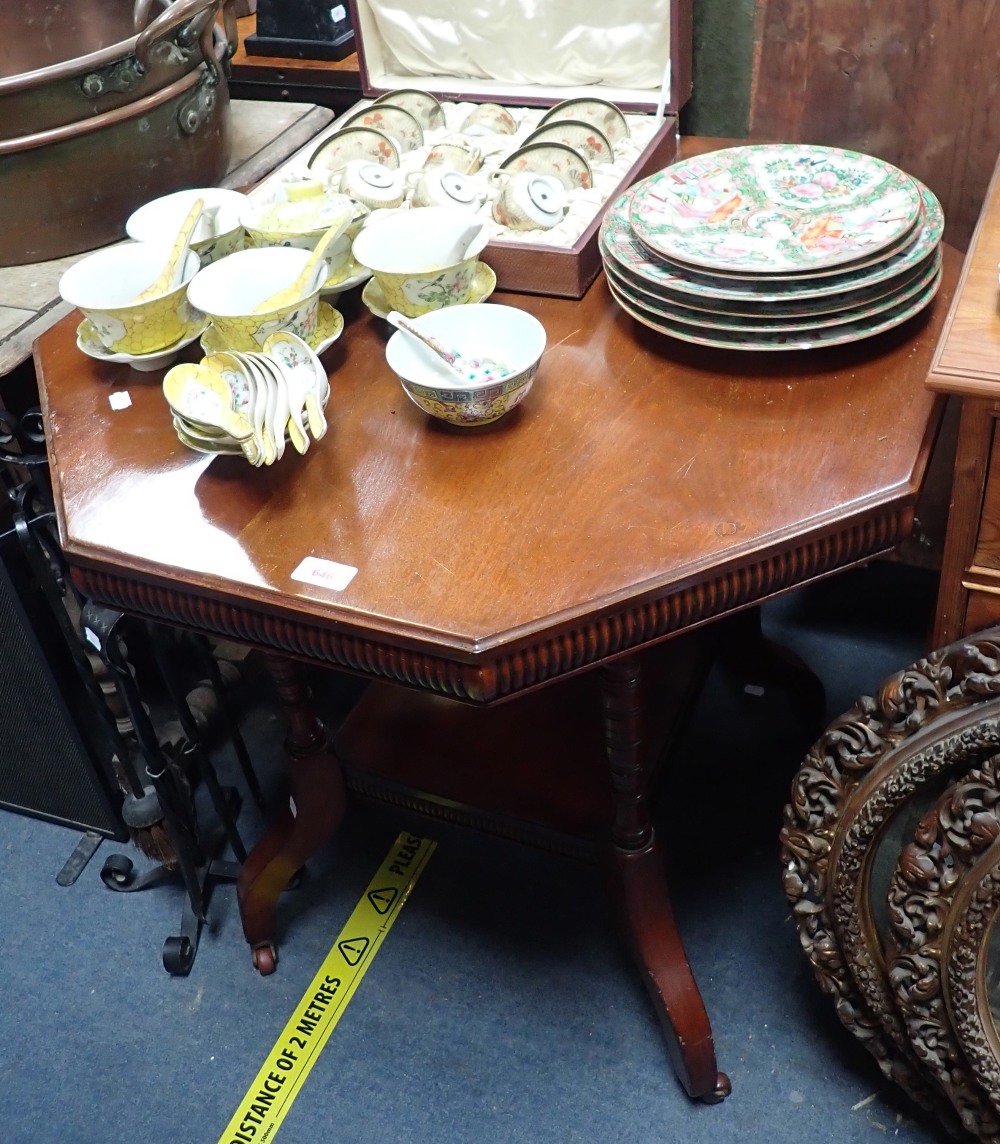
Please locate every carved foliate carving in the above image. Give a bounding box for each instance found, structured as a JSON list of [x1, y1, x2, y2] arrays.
[[887, 757, 1000, 1140], [781, 631, 1000, 1116], [946, 848, 1000, 1128]]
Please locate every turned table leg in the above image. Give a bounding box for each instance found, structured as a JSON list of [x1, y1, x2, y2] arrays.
[[237, 654, 346, 974], [601, 654, 731, 1102]]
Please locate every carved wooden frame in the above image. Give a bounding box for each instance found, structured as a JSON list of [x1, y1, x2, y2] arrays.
[[886, 755, 1000, 1141], [781, 629, 1000, 1114], [944, 834, 1000, 1127]]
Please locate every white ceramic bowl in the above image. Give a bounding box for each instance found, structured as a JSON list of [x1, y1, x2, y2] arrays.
[[186, 246, 329, 352], [59, 243, 203, 355], [385, 303, 546, 426], [125, 187, 248, 265]]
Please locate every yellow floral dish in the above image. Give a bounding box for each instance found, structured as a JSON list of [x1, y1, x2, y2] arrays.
[[363, 262, 495, 320], [59, 243, 203, 356], [76, 317, 208, 372], [201, 302, 344, 356]]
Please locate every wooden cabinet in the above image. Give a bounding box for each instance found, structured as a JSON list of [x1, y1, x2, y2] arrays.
[[928, 152, 1000, 645]]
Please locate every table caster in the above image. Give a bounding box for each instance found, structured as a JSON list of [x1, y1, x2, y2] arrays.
[[701, 1072, 732, 1104], [163, 934, 195, 976], [252, 942, 278, 975]]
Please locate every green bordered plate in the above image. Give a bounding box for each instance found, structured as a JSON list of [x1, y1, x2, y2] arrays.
[[606, 261, 942, 351], [600, 184, 944, 304], [604, 247, 941, 335], [628, 144, 923, 274]]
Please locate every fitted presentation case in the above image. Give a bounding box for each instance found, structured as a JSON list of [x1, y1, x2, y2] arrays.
[[343, 0, 693, 297]]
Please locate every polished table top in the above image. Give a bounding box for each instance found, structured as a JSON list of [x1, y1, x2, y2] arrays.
[[36, 257, 957, 702]]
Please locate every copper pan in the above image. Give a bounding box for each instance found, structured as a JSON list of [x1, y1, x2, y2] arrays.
[[0, 59, 232, 265], [0, 0, 237, 141]]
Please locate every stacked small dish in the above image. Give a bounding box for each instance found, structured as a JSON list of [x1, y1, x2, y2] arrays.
[[600, 143, 945, 351], [162, 332, 330, 466]]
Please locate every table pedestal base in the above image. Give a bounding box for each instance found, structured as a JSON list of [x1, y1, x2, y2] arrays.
[[237, 653, 346, 974], [333, 631, 731, 1101]]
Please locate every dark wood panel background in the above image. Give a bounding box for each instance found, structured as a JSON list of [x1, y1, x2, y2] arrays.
[[749, 0, 1000, 251]]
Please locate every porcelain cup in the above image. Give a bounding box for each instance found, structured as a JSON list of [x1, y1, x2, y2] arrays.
[[331, 160, 406, 210], [59, 243, 204, 354], [460, 102, 518, 137], [352, 207, 490, 318], [240, 190, 356, 284], [490, 171, 567, 231], [422, 138, 483, 175], [406, 168, 486, 212], [186, 246, 328, 352]]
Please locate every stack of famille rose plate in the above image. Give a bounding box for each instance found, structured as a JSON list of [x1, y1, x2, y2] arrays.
[[600, 143, 945, 351]]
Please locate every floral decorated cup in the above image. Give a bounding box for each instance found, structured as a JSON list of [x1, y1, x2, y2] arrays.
[[59, 242, 204, 355], [491, 172, 566, 231], [460, 102, 518, 137], [352, 208, 490, 318], [423, 138, 483, 174], [240, 189, 357, 283], [126, 187, 248, 266], [186, 246, 329, 352], [331, 160, 407, 210], [406, 168, 485, 212]]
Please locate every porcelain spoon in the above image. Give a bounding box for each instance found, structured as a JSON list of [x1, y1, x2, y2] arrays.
[[386, 310, 510, 384], [252, 210, 353, 314], [133, 197, 204, 301], [162, 362, 254, 442]]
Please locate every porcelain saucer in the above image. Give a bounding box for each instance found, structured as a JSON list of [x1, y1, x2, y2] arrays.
[[499, 142, 593, 191], [321, 256, 372, 298], [76, 318, 208, 372], [200, 302, 345, 356], [341, 103, 424, 153], [361, 262, 497, 319], [307, 126, 400, 178]]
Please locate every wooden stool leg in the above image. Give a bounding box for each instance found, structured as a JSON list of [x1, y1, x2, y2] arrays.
[[237, 654, 346, 974], [601, 654, 731, 1102]]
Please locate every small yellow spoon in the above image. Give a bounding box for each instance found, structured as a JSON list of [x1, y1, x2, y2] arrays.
[[252, 209, 353, 314], [133, 197, 204, 302], [162, 362, 254, 442]]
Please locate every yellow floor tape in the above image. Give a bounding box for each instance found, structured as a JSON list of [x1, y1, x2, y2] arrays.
[[219, 832, 436, 1144]]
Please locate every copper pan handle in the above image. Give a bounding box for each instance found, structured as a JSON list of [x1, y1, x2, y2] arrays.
[[133, 0, 168, 33], [135, 0, 220, 70], [0, 65, 204, 157]]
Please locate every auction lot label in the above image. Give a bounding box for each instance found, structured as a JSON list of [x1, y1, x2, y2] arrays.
[[219, 833, 436, 1144]]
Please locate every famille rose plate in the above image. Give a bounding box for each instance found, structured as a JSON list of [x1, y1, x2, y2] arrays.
[[538, 97, 629, 145], [604, 248, 942, 334], [373, 88, 445, 131], [606, 262, 942, 351], [628, 144, 923, 274], [600, 184, 945, 304], [340, 103, 424, 152], [307, 127, 400, 177], [522, 119, 614, 165], [498, 142, 593, 190]]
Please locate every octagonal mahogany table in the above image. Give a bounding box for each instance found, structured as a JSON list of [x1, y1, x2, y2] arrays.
[[35, 243, 958, 1104]]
